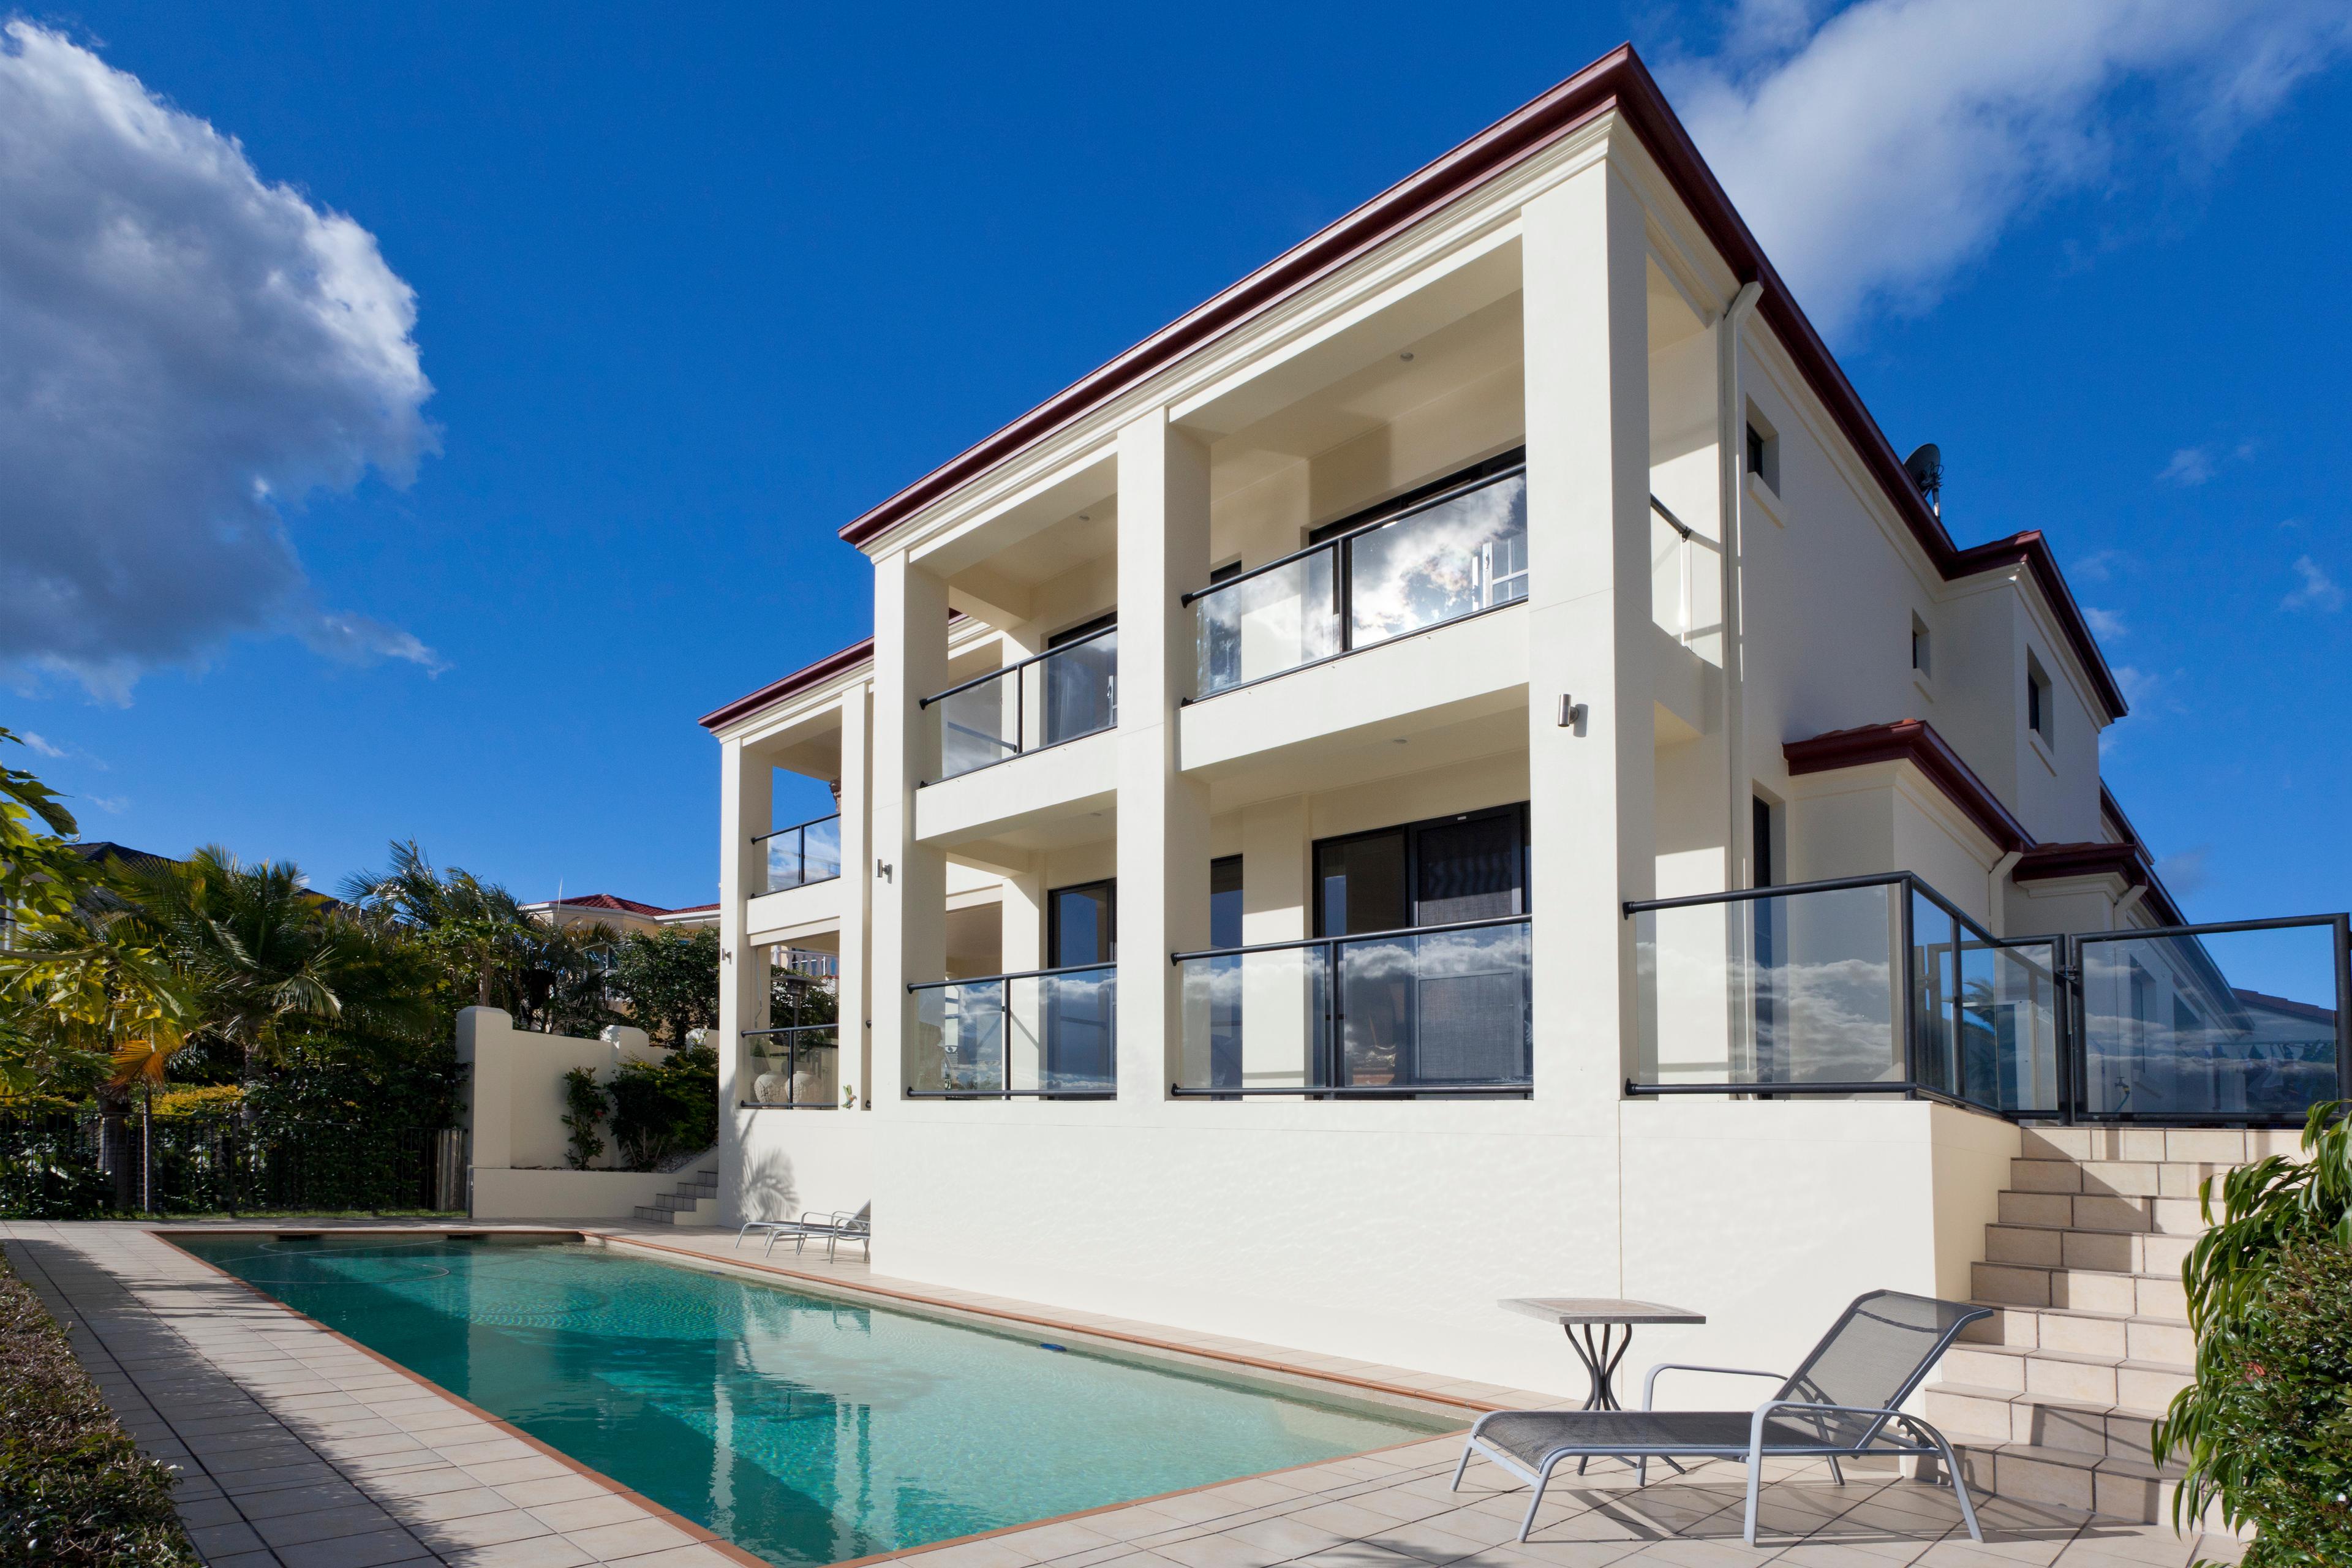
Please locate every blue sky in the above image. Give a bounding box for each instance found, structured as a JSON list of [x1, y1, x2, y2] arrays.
[[6, 2, 2350, 922]]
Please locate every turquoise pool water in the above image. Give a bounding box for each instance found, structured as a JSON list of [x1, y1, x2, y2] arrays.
[[172, 1235, 1454, 1565]]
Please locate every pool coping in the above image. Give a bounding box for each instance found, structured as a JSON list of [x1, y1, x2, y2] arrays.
[[153, 1224, 1483, 1567]]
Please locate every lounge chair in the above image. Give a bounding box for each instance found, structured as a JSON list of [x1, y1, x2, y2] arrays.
[[753, 1202, 869, 1260], [1453, 1289, 1991, 1548]]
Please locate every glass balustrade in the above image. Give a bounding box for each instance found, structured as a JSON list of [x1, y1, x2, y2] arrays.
[[757, 815, 842, 894], [741, 1025, 839, 1107], [924, 627, 1118, 782], [1188, 468, 1526, 699], [2076, 919, 2343, 1121], [906, 964, 1117, 1097], [1172, 917, 1532, 1096]]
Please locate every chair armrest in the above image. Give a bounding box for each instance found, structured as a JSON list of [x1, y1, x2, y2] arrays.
[[1642, 1363, 1787, 1411], [1744, 1398, 1902, 1455]]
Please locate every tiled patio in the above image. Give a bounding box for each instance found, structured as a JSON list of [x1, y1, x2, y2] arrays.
[[2, 1220, 2245, 1568]]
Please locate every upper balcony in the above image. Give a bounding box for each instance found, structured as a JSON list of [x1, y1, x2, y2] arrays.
[[924, 625, 1117, 783]]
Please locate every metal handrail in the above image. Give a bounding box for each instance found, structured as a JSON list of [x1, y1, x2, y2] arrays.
[[739, 1024, 840, 1109], [752, 811, 840, 845], [1180, 461, 1527, 606], [1170, 1083, 1531, 1098], [741, 1023, 840, 1041], [1649, 494, 1695, 540], [907, 960, 1116, 994], [918, 622, 1117, 709], [1169, 911, 1528, 964]]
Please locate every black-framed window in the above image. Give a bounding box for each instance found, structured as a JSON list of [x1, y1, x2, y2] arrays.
[[1048, 879, 1115, 967], [1314, 804, 1529, 937], [1209, 856, 1243, 949]]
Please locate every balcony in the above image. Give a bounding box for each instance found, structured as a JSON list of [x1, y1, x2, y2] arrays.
[[922, 625, 1117, 783], [1186, 462, 1526, 701], [906, 963, 1117, 1099], [1627, 874, 2348, 1126], [757, 813, 842, 895], [741, 1024, 839, 1108], [1171, 916, 1532, 1098]]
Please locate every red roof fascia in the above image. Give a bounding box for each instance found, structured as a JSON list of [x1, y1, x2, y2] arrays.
[[1784, 720, 2032, 855], [699, 636, 874, 734]]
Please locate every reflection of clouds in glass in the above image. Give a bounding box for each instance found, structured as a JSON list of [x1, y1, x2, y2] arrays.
[[1349, 481, 1526, 642]]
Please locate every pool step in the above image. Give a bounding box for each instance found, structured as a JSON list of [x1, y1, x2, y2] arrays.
[[632, 1163, 720, 1226]]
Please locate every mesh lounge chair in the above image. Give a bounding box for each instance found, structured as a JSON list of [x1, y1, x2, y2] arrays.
[[1453, 1290, 1991, 1548], [760, 1202, 869, 1261]]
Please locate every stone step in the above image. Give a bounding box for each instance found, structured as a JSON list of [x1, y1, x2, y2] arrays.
[[1958, 1305, 2193, 1365], [1940, 1341, 2192, 1409], [1996, 1189, 2204, 1235], [630, 1204, 676, 1224], [1971, 1261, 2188, 1319], [2019, 1126, 2304, 1164], [1945, 1436, 2182, 1523], [1981, 1223, 2194, 1276], [1928, 1382, 2163, 1463], [2006, 1156, 2233, 1200]]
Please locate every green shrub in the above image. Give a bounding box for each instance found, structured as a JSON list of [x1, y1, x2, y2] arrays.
[[0, 1118, 111, 1220], [2158, 1101, 2352, 1566], [0, 1252, 198, 1566], [608, 1041, 716, 1171], [560, 1066, 607, 1170]]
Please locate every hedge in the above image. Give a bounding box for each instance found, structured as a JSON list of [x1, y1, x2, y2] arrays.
[[0, 1251, 198, 1567]]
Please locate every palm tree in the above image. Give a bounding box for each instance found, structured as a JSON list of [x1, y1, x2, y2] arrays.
[[122, 846, 435, 1072]]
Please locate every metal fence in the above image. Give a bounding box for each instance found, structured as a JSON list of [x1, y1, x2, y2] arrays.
[[0, 1112, 464, 1218]]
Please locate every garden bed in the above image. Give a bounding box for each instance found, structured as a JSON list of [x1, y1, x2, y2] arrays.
[[0, 1250, 198, 1567]]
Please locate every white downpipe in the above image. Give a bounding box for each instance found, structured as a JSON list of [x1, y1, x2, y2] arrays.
[[1718, 281, 1765, 886], [1988, 849, 2024, 937]]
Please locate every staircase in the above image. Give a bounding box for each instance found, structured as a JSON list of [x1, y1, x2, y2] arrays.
[[631, 1161, 720, 1226], [1926, 1126, 2297, 1525]]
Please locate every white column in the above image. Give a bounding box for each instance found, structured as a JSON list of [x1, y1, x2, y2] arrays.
[[870, 551, 950, 1107], [1240, 797, 1311, 1085], [1001, 870, 1044, 1090], [835, 685, 874, 1109], [716, 736, 772, 1225], [1521, 152, 1655, 1125], [1115, 408, 1212, 1100]]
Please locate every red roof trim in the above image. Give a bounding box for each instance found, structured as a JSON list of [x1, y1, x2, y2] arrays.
[[699, 637, 874, 733], [826, 44, 2125, 721], [538, 893, 672, 918], [1784, 720, 2031, 854], [1785, 720, 2184, 924]]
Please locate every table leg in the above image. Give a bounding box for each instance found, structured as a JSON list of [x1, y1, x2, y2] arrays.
[[1559, 1323, 1686, 1479]]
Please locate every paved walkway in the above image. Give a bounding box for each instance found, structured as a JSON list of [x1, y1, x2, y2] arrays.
[[3, 1221, 2246, 1568]]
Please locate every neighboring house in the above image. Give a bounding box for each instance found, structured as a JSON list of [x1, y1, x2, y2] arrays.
[[693, 45, 2343, 1514], [522, 892, 693, 938]]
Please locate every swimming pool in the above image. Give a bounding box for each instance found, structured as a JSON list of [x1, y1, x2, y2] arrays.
[[172, 1234, 1457, 1565]]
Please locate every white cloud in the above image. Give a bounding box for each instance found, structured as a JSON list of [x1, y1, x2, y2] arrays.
[[2155, 845, 2210, 899], [2072, 549, 2124, 582], [18, 730, 65, 758], [2282, 556, 2343, 612], [85, 794, 129, 815], [301, 612, 451, 676], [0, 22, 440, 700], [1667, 1, 2352, 336], [2157, 447, 2216, 486], [2083, 607, 2126, 639]]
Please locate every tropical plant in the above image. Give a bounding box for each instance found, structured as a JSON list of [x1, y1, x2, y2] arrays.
[[0, 905, 195, 1095], [560, 1065, 607, 1169], [607, 1039, 716, 1171], [339, 840, 618, 1035], [605, 929, 719, 1046], [2155, 1100, 2352, 1564], [0, 726, 95, 927]]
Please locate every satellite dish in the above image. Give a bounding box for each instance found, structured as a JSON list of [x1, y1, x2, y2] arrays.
[[1904, 443, 1943, 510]]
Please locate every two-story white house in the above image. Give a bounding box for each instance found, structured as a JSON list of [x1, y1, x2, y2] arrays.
[[695, 45, 2343, 1520]]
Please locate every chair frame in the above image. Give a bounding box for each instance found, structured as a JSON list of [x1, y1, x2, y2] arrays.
[[1453, 1292, 1990, 1548]]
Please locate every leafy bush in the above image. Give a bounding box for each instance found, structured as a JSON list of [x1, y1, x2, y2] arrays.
[[0, 1251, 198, 1566], [608, 1041, 716, 1171], [0, 1117, 111, 1220], [560, 1066, 607, 1170], [2158, 1101, 2352, 1566], [149, 1084, 242, 1120]]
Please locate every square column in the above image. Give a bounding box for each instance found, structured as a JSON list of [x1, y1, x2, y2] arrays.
[[835, 684, 874, 1107], [1521, 151, 1656, 1125], [716, 733, 772, 1224], [870, 550, 950, 1105], [1115, 409, 1212, 1100]]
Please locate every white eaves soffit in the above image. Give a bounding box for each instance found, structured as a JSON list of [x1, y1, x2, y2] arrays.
[[859, 115, 1725, 568]]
